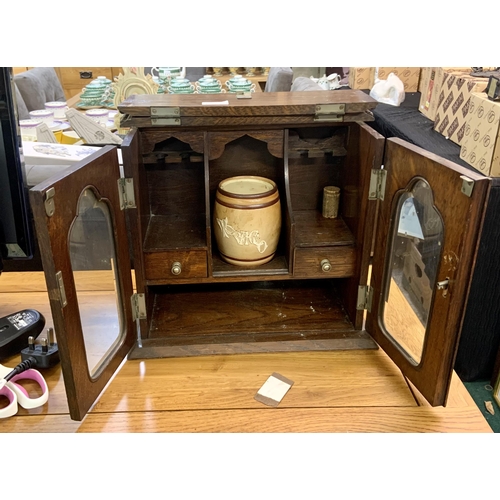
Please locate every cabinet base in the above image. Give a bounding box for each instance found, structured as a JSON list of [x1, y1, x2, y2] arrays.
[[128, 331, 378, 359]]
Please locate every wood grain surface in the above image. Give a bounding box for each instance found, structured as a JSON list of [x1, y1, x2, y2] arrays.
[[0, 271, 492, 433]]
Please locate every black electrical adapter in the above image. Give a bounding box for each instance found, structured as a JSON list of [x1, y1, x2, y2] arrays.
[[20, 327, 60, 369]]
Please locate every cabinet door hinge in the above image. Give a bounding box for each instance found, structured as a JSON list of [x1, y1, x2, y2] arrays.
[[56, 270, 68, 308], [356, 285, 373, 311], [368, 169, 387, 201], [44, 187, 56, 217], [131, 293, 147, 321], [314, 103, 345, 122], [460, 175, 475, 197], [150, 107, 181, 126], [118, 178, 136, 209]]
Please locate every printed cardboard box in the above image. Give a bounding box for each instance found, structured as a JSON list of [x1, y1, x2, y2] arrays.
[[418, 67, 470, 121], [349, 67, 420, 91], [348, 67, 375, 90], [433, 73, 489, 145], [376, 67, 421, 92], [460, 92, 500, 176]]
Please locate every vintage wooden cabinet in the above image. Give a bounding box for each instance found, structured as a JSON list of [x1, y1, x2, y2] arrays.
[[29, 91, 490, 420]]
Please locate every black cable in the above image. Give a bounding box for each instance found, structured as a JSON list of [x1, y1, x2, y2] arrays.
[[3, 357, 38, 382]]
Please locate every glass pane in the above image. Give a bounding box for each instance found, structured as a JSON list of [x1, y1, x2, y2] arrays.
[[68, 188, 124, 377], [381, 179, 443, 364]]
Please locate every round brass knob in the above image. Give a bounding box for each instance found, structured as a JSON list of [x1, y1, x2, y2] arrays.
[[321, 259, 331, 273], [171, 261, 182, 275]]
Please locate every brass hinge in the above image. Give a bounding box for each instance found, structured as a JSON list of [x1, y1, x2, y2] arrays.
[[368, 169, 387, 201], [314, 103, 345, 122], [44, 187, 56, 217], [56, 270, 67, 308], [356, 285, 373, 311], [118, 178, 136, 209], [131, 293, 147, 321], [460, 175, 475, 197], [150, 107, 181, 126]]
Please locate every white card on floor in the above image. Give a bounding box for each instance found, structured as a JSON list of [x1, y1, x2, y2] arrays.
[[254, 372, 294, 407]]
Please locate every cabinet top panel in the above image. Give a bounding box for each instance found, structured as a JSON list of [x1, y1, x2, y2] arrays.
[[118, 90, 377, 116]]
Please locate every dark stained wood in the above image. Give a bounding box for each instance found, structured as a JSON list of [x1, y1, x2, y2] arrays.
[[145, 280, 355, 342], [293, 211, 355, 247], [288, 130, 347, 157], [29, 147, 136, 421], [293, 247, 355, 278], [340, 122, 385, 329], [146, 162, 206, 216], [129, 333, 377, 359], [121, 112, 375, 129], [144, 250, 208, 281], [121, 129, 153, 338], [140, 130, 205, 155], [207, 130, 284, 160], [366, 138, 490, 407], [211, 254, 289, 277], [143, 214, 207, 251], [118, 90, 378, 116]]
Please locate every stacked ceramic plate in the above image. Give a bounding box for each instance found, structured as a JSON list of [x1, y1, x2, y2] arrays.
[[78, 76, 114, 108], [166, 77, 197, 94], [196, 75, 225, 94], [225, 75, 256, 93]]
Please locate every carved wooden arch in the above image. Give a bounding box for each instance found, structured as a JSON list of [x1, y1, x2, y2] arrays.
[[140, 130, 205, 155], [207, 130, 284, 160]]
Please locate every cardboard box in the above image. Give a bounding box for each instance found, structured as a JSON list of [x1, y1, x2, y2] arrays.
[[418, 67, 470, 121], [433, 72, 489, 145], [460, 92, 500, 176], [349, 67, 421, 92], [418, 67, 430, 93], [376, 67, 421, 92], [22, 141, 100, 165], [348, 67, 375, 90]]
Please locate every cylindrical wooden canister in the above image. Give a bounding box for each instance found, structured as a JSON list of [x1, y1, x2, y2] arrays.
[[322, 186, 340, 218], [213, 176, 281, 266]]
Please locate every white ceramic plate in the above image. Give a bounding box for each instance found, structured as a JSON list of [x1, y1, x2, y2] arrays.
[[50, 121, 70, 131]]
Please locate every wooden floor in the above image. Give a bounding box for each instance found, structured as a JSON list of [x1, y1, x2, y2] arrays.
[[0, 271, 492, 433]]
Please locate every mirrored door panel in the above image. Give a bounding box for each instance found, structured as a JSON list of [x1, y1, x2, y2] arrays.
[[30, 145, 136, 420], [69, 187, 125, 377], [367, 138, 489, 406], [382, 179, 443, 364]]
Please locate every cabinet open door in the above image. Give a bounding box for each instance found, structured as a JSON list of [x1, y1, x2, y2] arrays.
[[29, 146, 136, 421], [366, 138, 490, 406]]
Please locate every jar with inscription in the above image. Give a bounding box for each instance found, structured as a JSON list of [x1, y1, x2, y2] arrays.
[[213, 176, 281, 266]]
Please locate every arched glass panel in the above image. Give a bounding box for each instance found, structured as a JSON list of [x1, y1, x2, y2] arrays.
[[68, 188, 124, 377], [381, 179, 443, 364]]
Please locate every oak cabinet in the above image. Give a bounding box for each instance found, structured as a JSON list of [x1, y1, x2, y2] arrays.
[[30, 91, 489, 420]]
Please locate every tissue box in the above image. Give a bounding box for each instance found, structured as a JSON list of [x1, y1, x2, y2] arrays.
[[22, 142, 101, 166], [460, 92, 500, 176], [376, 67, 421, 92], [433, 73, 489, 145], [418, 67, 470, 121], [348, 67, 375, 90]]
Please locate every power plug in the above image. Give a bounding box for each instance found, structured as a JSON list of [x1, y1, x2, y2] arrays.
[[20, 327, 60, 369]]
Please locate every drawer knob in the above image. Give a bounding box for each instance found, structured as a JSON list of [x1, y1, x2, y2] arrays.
[[80, 71, 93, 79], [171, 261, 182, 275], [321, 259, 331, 273]]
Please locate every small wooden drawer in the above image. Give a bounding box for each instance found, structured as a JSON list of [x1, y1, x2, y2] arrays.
[[144, 250, 208, 281], [293, 246, 356, 278]]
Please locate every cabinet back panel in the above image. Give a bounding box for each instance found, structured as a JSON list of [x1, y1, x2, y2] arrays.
[[209, 135, 284, 197], [147, 162, 206, 216], [288, 157, 345, 212]]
